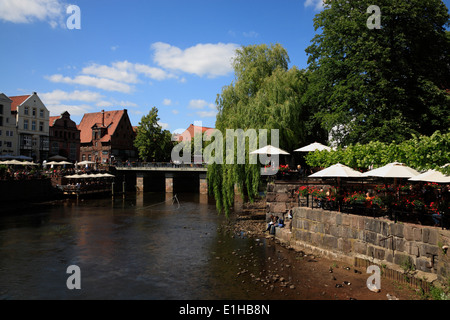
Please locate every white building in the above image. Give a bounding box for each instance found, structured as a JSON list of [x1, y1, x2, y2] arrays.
[[0, 93, 18, 157], [10, 92, 50, 162]]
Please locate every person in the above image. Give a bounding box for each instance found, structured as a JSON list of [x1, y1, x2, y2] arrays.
[[287, 209, 293, 220], [432, 212, 441, 227], [265, 215, 275, 232]]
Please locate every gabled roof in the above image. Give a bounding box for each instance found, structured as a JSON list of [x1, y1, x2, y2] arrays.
[[78, 109, 128, 144], [49, 116, 60, 126], [10, 95, 31, 111], [178, 124, 215, 141]]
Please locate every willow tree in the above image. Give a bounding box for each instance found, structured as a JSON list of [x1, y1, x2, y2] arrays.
[[305, 0, 450, 146], [209, 44, 317, 215]]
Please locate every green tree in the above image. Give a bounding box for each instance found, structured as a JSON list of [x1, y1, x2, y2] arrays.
[[210, 44, 319, 215], [134, 107, 173, 162], [306, 0, 450, 146]]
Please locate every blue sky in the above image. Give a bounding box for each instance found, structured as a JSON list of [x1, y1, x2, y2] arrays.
[[0, 0, 449, 134]]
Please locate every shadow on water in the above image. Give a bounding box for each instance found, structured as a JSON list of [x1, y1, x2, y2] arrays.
[[0, 192, 287, 300]]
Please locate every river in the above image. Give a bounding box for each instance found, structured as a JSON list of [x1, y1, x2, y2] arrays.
[[0, 193, 297, 300]]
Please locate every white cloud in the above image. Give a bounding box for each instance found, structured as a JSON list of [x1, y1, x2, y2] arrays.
[[82, 62, 140, 84], [96, 99, 138, 108], [46, 74, 133, 93], [151, 42, 239, 78], [188, 99, 215, 110], [41, 89, 104, 104], [163, 99, 172, 106], [171, 110, 179, 115], [158, 121, 170, 130], [41, 89, 102, 116], [0, 0, 66, 27], [304, 0, 325, 11], [47, 60, 177, 93], [134, 63, 176, 81], [243, 31, 259, 38], [47, 104, 93, 117], [196, 111, 218, 118]]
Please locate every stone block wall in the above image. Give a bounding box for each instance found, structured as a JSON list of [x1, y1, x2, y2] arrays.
[[266, 182, 331, 219], [285, 207, 450, 283]]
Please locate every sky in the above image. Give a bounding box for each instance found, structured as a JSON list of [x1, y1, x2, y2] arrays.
[[0, 0, 449, 134]]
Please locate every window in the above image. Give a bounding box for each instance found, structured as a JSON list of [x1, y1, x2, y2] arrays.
[[0, 116, 2, 126], [82, 154, 86, 161], [40, 109, 44, 118], [6, 141, 12, 148], [39, 122, 44, 132], [6, 131, 13, 137], [32, 121, 36, 131], [88, 154, 92, 161], [24, 120, 29, 130], [32, 108, 36, 117], [24, 107, 29, 115], [23, 135, 31, 147], [0, 130, 2, 136], [0, 104, 3, 114]]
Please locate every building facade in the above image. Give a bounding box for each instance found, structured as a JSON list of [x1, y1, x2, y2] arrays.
[[49, 111, 81, 162], [78, 109, 137, 164], [0, 93, 18, 157], [10, 93, 50, 162]]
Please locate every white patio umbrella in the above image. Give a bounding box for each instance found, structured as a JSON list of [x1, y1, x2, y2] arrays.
[[250, 145, 290, 155], [77, 160, 95, 166], [0, 159, 25, 165], [295, 142, 331, 152], [45, 161, 61, 166], [21, 161, 38, 166], [361, 162, 420, 179], [308, 163, 363, 178], [409, 170, 450, 184], [58, 161, 73, 165]]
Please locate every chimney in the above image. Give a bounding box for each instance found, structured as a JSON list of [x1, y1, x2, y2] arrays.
[[102, 110, 105, 127]]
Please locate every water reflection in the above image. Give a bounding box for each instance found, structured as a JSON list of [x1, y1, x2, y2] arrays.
[[0, 193, 283, 300]]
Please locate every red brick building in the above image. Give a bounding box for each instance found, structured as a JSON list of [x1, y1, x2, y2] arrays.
[[177, 124, 215, 142], [78, 109, 137, 164], [49, 111, 80, 162]]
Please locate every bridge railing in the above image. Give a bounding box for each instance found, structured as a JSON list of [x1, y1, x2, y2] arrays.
[[115, 161, 208, 169]]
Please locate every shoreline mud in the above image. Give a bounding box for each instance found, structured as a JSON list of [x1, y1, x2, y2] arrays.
[[223, 201, 426, 300]]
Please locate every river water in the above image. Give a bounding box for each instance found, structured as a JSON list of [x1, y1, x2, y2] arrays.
[[0, 193, 293, 300]]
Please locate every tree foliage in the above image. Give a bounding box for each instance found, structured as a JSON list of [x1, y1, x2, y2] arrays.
[[134, 107, 173, 162], [305, 0, 450, 146], [210, 44, 320, 215], [305, 131, 450, 175]]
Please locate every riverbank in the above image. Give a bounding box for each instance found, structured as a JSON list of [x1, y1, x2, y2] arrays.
[[225, 202, 427, 300]]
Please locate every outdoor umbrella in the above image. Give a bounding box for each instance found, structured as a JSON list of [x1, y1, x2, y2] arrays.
[[409, 170, 450, 184], [361, 162, 420, 179], [295, 142, 331, 152], [1, 160, 26, 165], [48, 155, 67, 161], [308, 163, 362, 178], [58, 161, 73, 165], [45, 161, 61, 166], [308, 163, 363, 212], [21, 161, 38, 166], [250, 145, 290, 155], [77, 161, 95, 166]]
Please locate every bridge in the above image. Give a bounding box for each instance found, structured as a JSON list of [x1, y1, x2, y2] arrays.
[[115, 163, 208, 194]]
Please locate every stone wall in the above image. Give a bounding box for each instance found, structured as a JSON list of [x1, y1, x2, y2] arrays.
[[281, 207, 450, 284], [266, 181, 331, 219]]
